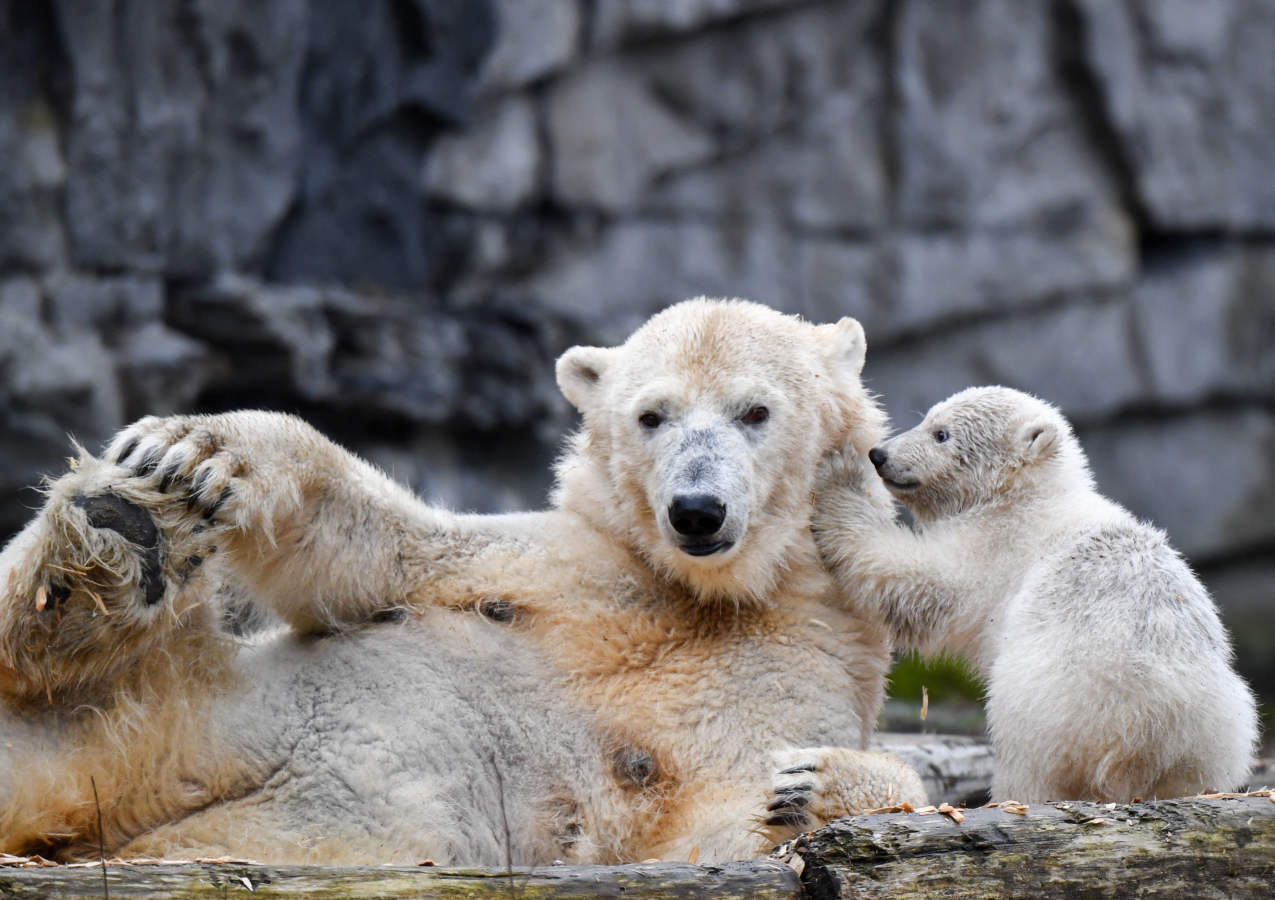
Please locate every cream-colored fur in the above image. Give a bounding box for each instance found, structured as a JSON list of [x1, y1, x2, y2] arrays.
[[0, 298, 924, 864], [815, 385, 1259, 803]]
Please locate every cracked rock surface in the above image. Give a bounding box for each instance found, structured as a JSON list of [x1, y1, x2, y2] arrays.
[[1, 0, 1272, 712]]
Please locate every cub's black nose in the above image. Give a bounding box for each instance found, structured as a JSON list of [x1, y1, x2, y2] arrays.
[[868, 447, 888, 470], [669, 494, 726, 536]]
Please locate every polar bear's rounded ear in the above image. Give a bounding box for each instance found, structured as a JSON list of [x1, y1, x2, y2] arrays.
[[556, 345, 614, 412], [818, 317, 867, 378], [1017, 418, 1060, 462]]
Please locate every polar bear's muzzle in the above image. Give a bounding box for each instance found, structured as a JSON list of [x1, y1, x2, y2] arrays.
[[869, 446, 921, 493], [668, 493, 733, 556]]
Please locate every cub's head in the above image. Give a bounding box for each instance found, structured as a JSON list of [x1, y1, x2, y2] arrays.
[[553, 298, 886, 606], [868, 386, 1089, 522]]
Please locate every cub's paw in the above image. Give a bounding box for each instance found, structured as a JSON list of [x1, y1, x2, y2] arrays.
[[763, 747, 927, 841], [818, 445, 874, 492]]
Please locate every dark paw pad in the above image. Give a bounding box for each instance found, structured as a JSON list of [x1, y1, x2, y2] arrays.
[[73, 494, 165, 606]]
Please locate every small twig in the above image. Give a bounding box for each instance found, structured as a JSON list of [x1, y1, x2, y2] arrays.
[[91, 776, 109, 900], [490, 752, 518, 899]]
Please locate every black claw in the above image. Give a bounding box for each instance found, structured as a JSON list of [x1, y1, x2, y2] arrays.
[[135, 447, 163, 477], [156, 460, 182, 493], [767, 785, 814, 810], [203, 486, 232, 519], [767, 790, 813, 812], [73, 494, 165, 607], [114, 437, 139, 464], [370, 607, 408, 624], [764, 811, 811, 829], [188, 469, 212, 506], [779, 763, 819, 775]]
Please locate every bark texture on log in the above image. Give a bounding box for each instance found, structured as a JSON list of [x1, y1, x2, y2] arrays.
[[3, 794, 1273, 898], [0, 859, 802, 899], [781, 794, 1275, 900]]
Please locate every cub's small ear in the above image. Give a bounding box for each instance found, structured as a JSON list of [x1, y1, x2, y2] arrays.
[[1017, 418, 1060, 462], [817, 317, 867, 378], [556, 345, 614, 412]]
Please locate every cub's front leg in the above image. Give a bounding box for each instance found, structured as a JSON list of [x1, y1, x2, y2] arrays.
[[106, 412, 503, 634], [813, 446, 965, 654]]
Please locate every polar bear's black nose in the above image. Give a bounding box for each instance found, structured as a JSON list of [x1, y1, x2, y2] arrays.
[[868, 447, 888, 470], [669, 494, 726, 536]]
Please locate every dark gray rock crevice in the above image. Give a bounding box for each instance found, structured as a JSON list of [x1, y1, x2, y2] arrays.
[[0, 0, 1272, 706]]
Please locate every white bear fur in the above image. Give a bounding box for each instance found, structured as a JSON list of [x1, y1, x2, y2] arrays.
[[814, 385, 1258, 803], [0, 298, 924, 864]]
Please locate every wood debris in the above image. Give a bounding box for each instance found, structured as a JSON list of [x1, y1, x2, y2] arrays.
[[1084, 818, 1107, 826], [938, 802, 965, 823], [999, 802, 1029, 816], [920, 686, 929, 721], [913, 805, 938, 815], [417, 859, 436, 866], [1198, 790, 1265, 800], [687, 846, 700, 864], [861, 801, 916, 815]]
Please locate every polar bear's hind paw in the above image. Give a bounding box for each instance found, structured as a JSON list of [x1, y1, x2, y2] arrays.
[[72, 493, 165, 607]]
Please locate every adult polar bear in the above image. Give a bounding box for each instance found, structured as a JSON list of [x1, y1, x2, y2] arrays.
[[0, 299, 923, 865]]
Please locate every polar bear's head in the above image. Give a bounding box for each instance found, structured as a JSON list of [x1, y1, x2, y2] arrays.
[[868, 386, 1090, 522], [554, 298, 886, 605]]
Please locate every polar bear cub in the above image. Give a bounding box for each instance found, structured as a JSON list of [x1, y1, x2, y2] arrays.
[[815, 385, 1258, 803]]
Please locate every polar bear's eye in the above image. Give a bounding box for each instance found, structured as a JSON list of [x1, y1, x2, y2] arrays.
[[638, 412, 663, 429], [934, 429, 950, 443], [740, 406, 769, 425]]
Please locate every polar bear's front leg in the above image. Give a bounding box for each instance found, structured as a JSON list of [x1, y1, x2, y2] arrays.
[[761, 747, 928, 843], [105, 412, 509, 634]]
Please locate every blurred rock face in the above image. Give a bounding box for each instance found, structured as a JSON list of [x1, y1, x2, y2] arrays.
[[0, 0, 1272, 700]]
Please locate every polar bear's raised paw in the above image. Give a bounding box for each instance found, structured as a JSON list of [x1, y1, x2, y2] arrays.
[[108, 416, 247, 526]]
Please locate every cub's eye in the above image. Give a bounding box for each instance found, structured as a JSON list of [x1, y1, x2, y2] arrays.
[[740, 405, 769, 425], [638, 412, 663, 429], [934, 429, 950, 443]]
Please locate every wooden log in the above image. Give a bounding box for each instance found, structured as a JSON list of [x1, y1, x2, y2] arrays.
[[778, 792, 1275, 899], [2, 747, 1268, 899], [0, 858, 802, 899]]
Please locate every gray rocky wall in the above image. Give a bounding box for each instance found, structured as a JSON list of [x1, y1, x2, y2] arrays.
[[1, 0, 1272, 708]]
